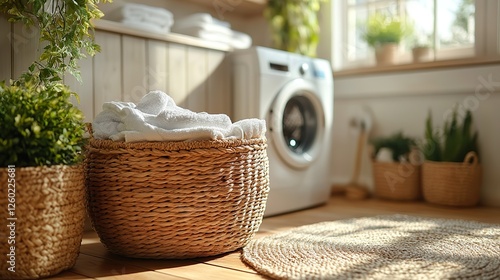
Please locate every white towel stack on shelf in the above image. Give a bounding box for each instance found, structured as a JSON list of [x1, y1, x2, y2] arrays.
[[106, 3, 174, 34], [172, 13, 252, 49], [92, 90, 266, 142]]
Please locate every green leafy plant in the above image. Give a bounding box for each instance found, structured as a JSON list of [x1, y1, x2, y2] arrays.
[[362, 13, 412, 48], [0, 0, 109, 167], [423, 109, 479, 162], [371, 132, 416, 162], [0, 0, 109, 84], [265, 0, 328, 57], [0, 82, 84, 166]]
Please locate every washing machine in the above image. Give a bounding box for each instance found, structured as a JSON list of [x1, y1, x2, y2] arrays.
[[231, 46, 334, 216]]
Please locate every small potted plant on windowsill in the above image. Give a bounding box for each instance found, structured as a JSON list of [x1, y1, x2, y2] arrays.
[[370, 132, 421, 201], [0, 0, 108, 278], [265, 0, 328, 57], [421, 108, 481, 207], [411, 35, 433, 63], [412, 44, 432, 63], [361, 13, 412, 65]]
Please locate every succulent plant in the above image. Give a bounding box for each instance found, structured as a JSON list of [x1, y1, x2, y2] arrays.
[[423, 108, 479, 162]]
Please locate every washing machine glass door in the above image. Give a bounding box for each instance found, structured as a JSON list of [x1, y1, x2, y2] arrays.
[[270, 79, 325, 169]]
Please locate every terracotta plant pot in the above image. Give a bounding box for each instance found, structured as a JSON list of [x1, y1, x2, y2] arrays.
[[422, 152, 482, 207], [412, 47, 431, 63], [375, 43, 399, 65], [0, 165, 85, 279]]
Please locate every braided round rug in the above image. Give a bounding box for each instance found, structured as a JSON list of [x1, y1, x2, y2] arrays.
[[242, 215, 500, 280]]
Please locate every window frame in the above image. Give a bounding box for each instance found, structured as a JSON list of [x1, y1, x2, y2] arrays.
[[330, 0, 500, 73]]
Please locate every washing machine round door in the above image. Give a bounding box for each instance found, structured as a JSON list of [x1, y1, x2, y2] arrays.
[[270, 78, 325, 169]]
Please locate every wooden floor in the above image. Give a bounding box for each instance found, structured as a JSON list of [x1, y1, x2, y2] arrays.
[[47, 196, 500, 280]]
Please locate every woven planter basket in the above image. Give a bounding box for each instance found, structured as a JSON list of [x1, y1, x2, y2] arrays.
[[422, 152, 482, 206], [372, 161, 421, 201], [0, 165, 86, 279], [85, 136, 270, 259]]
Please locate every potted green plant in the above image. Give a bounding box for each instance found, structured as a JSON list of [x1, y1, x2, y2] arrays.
[[412, 44, 432, 63], [411, 35, 433, 63], [370, 132, 421, 201], [422, 108, 481, 206], [361, 13, 412, 65], [0, 0, 108, 278], [264, 0, 328, 57]]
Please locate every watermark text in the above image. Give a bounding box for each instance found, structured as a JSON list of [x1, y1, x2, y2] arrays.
[[6, 165, 16, 273]]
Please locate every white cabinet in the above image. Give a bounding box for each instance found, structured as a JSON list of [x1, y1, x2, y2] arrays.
[[0, 18, 233, 121]]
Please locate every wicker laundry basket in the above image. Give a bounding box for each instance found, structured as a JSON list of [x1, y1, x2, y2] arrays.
[[372, 161, 421, 201], [85, 133, 270, 259], [0, 165, 86, 279], [422, 151, 482, 206]]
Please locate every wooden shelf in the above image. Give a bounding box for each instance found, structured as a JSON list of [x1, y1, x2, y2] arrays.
[[93, 19, 233, 52], [184, 0, 267, 18]]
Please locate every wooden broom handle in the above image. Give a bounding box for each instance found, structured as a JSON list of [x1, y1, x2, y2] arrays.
[[350, 125, 366, 184]]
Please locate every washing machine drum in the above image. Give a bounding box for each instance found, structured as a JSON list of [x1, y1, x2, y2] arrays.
[[270, 79, 325, 169]]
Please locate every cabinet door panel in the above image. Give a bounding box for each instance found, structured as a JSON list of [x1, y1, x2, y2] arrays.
[[168, 44, 188, 107], [207, 50, 231, 116], [122, 35, 147, 103], [186, 47, 208, 113], [0, 16, 11, 82], [65, 57, 94, 122], [11, 23, 40, 80], [147, 40, 169, 93], [93, 31, 122, 115]]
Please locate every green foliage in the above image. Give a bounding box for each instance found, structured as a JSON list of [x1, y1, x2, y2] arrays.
[[423, 109, 479, 162], [0, 82, 85, 167], [0, 0, 109, 84], [0, 0, 109, 167], [362, 13, 412, 48], [453, 0, 474, 36], [265, 0, 328, 57], [371, 132, 416, 162]]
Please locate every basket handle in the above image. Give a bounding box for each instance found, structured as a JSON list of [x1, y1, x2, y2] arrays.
[[463, 151, 479, 166]]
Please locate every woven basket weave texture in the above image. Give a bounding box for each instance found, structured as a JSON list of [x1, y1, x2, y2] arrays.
[[85, 137, 269, 259], [0, 165, 86, 279], [422, 152, 482, 206], [242, 215, 500, 279], [372, 162, 421, 201]]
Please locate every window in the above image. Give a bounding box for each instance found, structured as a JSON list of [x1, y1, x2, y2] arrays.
[[331, 0, 500, 71]]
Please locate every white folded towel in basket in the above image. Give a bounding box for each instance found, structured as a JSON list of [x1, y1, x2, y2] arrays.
[[93, 91, 266, 142]]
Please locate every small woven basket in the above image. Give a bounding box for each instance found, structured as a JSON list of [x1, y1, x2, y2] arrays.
[[422, 151, 482, 206], [0, 165, 86, 279], [372, 161, 421, 201], [85, 134, 270, 259]]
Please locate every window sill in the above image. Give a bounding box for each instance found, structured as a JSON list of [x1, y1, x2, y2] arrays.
[[333, 57, 500, 78]]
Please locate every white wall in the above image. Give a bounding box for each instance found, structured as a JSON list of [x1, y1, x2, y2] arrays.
[[116, 0, 500, 206], [5, 1, 498, 207], [331, 66, 500, 206], [313, 1, 500, 207]]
